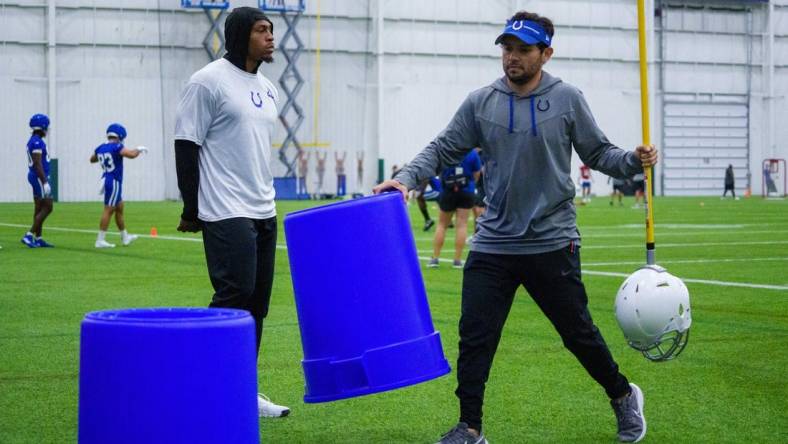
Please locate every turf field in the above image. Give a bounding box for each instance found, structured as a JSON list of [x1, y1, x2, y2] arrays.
[[0, 196, 786, 443]]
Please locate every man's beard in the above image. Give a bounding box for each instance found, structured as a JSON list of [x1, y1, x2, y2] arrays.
[[505, 65, 540, 85], [506, 71, 533, 85], [261, 54, 274, 64], [504, 60, 542, 86]]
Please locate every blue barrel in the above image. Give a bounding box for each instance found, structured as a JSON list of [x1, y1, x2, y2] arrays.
[[78, 308, 259, 444], [284, 192, 451, 403]]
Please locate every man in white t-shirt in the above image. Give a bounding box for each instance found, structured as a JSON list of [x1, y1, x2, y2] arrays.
[[174, 6, 289, 418]]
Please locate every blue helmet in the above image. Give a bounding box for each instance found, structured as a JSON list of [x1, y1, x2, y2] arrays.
[[29, 113, 50, 131], [106, 123, 127, 141]]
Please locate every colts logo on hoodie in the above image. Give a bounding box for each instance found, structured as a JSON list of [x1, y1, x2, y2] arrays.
[[250, 91, 263, 108]]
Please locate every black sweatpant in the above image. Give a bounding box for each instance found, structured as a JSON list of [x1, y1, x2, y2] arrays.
[[456, 245, 630, 431], [202, 217, 277, 355]]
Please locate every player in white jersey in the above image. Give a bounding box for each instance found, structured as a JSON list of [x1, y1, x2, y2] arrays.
[[174, 6, 289, 418]]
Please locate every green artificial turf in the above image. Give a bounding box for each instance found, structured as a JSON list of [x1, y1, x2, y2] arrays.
[[0, 195, 786, 443]]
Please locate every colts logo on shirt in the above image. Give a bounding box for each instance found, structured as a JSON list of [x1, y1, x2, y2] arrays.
[[250, 91, 263, 108]]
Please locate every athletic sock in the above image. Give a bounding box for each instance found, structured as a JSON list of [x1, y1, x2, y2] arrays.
[[97, 230, 107, 242], [121, 229, 129, 242]]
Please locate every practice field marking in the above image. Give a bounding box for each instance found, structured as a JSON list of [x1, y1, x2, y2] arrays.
[[576, 229, 788, 239], [415, 239, 788, 253], [0, 223, 204, 243], [413, 229, 788, 241], [2, 222, 785, 291], [581, 240, 788, 249], [584, 257, 788, 267], [0, 222, 292, 251], [581, 270, 788, 291], [617, 223, 746, 229]]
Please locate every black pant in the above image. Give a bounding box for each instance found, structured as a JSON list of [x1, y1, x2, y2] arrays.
[[456, 246, 630, 431], [202, 217, 277, 355]]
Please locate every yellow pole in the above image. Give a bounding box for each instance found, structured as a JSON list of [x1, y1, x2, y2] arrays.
[[638, 0, 656, 266], [212, 10, 221, 57]]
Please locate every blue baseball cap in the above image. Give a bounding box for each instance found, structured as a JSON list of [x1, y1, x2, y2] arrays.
[[494, 19, 552, 47]]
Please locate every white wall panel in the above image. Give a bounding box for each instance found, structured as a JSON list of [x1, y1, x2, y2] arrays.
[[2, 0, 787, 202]]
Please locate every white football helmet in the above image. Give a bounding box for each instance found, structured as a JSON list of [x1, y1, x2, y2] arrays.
[[614, 265, 691, 361]]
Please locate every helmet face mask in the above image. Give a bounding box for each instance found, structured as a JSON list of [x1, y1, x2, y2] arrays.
[[615, 265, 692, 362]]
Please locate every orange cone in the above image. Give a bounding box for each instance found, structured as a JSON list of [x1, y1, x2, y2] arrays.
[[150, 227, 158, 237]]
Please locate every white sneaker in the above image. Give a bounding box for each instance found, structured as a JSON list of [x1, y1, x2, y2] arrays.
[[95, 240, 116, 248], [122, 234, 139, 246], [258, 393, 290, 418]]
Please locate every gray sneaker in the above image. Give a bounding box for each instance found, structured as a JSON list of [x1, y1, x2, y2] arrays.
[[427, 258, 440, 268], [436, 422, 488, 444], [611, 383, 646, 442]]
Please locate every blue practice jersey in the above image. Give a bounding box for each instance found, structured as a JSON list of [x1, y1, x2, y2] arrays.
[[94, 142, 125, 181], [26, 135, 50, 176], [440, 150, 481, 194]]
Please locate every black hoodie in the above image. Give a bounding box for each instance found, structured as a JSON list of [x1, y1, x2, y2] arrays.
[[223, 7, 273, 73]]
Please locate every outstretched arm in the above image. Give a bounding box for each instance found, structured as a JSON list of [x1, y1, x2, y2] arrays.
[[376, 94, 480, 198], [120, 147, 145, 159], [571, 91, 657, 177]]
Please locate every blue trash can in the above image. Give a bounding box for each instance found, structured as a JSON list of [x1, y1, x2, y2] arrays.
[[284, 192, 451, 403], [78, 308, 259, 444]]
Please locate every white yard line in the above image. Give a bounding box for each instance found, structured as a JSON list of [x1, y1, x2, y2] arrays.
[[2, 222, 785, 291], [0, 222, 285, 248], [581, 240, 788, 249], [581, 270, 788, 291], [416, 239, 788, 252], [0, 222, 203, 243], [413, 229, 788, 241], [585, 257, 788, 266], [415, 255, 788, 291], [574, 229, 788, 239]]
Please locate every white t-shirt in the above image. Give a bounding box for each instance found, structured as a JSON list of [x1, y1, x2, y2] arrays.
[[174, 58, 279, 222]]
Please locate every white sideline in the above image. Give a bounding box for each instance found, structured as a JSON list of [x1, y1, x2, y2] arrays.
[[2, 222, 785, 291]]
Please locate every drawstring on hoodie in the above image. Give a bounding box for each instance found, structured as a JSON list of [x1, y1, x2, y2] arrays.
[[508, 94, 514, 134], [507, 94, 539, 137], [529, 96, 537, 137]]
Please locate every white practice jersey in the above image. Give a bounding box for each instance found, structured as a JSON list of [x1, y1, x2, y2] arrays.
[[175, 58, 279, 222]]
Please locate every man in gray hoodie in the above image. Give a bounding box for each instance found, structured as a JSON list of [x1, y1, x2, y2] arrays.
[[374, 10, 657, 444]]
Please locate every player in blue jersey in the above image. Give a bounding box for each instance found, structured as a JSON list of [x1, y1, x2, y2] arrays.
[[427, 149, 482, 269], [89, 123, 147, 248], [21, 113, 56, 248]]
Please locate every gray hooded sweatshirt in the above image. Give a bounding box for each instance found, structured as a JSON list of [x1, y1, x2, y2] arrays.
[[394, 71, 644, 255]]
